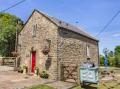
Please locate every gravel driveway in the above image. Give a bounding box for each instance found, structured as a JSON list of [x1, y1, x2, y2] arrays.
[[0, 66, 75, 89]]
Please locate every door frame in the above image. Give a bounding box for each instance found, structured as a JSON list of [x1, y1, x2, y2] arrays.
[[31, 51, 36, 73]]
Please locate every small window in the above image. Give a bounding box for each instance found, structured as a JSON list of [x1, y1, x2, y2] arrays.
[[87, 45, 90, 57], [32, 24, 37, 37], [62, 30, 68, 35]]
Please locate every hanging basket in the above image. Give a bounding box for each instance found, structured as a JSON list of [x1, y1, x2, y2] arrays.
[[42, 48, 50, 55]]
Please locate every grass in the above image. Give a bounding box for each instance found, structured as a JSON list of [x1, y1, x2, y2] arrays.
[[72, 81, 120, 89], [98, 81, 120, 89], [29, 84, 56, 89]]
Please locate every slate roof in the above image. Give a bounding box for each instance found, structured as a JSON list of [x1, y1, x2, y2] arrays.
[[48, 16, 98, 41], [25, 10, 98, 41]]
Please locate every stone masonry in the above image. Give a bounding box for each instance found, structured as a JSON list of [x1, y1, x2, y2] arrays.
[[18, 10, 99, 80]]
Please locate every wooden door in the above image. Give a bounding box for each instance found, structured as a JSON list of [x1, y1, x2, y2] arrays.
[[31, 51, 36, 73]]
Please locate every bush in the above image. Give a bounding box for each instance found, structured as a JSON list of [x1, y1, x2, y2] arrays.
[[22, 65, 28, 73], [18, 67, 23, 73], [23, 65, 28, 69], [40, 70, 49, 79], [35, 67, 39, 75], [108, 57, 115, 66], [29, 84, 55, 89]]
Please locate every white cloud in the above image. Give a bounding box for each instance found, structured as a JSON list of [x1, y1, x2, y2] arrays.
[[112, 33, 120, 37]]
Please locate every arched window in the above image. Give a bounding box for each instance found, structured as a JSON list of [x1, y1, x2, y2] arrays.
[[32, 24, 37, 37], [87, 45, 90, 57]]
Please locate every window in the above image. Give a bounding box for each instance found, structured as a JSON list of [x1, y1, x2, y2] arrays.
[[87, 45, 90, 57], [62, 30, 68, 36], [32, 24, 37, 37]]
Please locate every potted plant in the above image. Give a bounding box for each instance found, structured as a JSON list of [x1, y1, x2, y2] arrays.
[[40, 70, 49, 79], [22, 65, 28, 74], [34, 67, 39, 76], [18, 67, 23, 73]]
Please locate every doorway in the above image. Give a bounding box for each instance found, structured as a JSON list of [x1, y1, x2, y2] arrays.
[[31, 51, 36, 73]]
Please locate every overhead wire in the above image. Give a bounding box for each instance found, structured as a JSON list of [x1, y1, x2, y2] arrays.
[[96, 11, 120, 37], [0, 0, 26, 13]]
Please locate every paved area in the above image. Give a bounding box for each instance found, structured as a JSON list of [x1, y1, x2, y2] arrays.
[[0, 66, 75, 89], [0, 66, 14, 71]]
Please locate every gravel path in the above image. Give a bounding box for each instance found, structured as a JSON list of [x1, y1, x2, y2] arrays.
[[0, 66, 75, 89]]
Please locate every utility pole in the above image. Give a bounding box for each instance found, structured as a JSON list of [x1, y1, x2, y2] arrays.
[[15, 24, 18, 53], [14, 20, 21, 70], [15, 20, 21, 53]]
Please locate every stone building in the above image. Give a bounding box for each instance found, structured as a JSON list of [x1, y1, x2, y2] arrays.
[[18, 10, 99, 80]]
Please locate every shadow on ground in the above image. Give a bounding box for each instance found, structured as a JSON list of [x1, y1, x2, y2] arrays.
[[82, 85, 97, 89]]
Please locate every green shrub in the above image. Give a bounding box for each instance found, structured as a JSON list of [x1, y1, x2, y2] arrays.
[[29, 84, 55, 89], [18, 67, 23, 73], [35, 67, 39, 75], [22, 65, 28, 73], [40, 70, 49, 79]]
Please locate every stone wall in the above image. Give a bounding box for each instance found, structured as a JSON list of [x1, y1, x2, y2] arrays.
[[18, 11, 58, 79], [57, 28, 99, 79], [57, 28, 98, 64]]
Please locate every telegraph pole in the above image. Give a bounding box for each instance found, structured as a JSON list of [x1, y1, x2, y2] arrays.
[[15, 24, 18, 52], [14, 20, 21, 70]]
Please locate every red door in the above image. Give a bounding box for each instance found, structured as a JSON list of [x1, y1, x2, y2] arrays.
[[31, 51, 36, 73]]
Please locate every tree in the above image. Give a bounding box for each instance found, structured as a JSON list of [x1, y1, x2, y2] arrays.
[[108, 51, 115, 66], [108, 51, 114, 57], [114, 46, 120, 67], [0, 13, 23, 57], [108, 56, 115, 66], [100, 50, 115, 67], [100, 55, 104, 66]]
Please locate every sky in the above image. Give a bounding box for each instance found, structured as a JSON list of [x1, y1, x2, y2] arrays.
[[0, 0, 120, 54]]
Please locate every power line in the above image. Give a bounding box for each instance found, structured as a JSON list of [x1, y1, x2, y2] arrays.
[[0, 0, 26, 13], [96, 11, 120, 36]]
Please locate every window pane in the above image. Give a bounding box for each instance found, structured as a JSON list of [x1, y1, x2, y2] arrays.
[[87, 46, 90, 57], [32, 24, 37, 37]]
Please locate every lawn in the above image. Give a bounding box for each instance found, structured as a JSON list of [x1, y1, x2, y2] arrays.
[[72, 81, 120, 89], [29, 84, 56, 89]]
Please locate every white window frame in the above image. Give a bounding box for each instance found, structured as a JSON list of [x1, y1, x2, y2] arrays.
[[32, 24, 37, 37], [87, 45, 90, 57]]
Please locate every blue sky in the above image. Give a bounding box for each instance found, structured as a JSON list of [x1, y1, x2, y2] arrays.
[[1, 0, 120, 54]]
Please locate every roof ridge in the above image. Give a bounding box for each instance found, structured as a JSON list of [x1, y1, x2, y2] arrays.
[[32, 9, 98, 41]]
